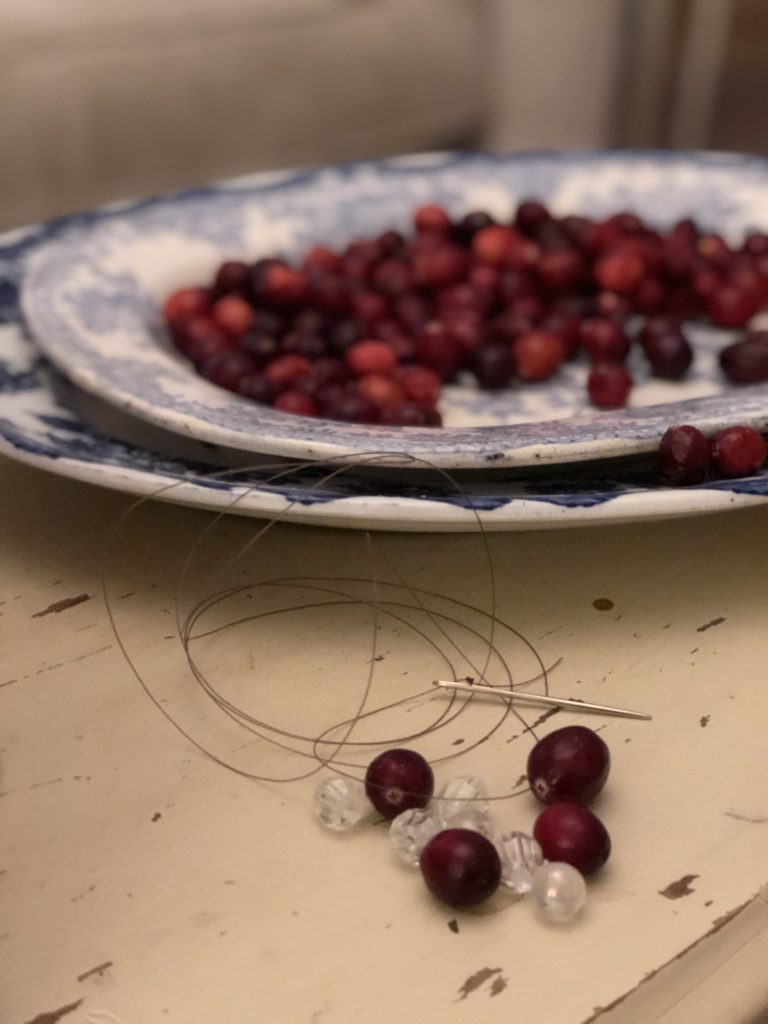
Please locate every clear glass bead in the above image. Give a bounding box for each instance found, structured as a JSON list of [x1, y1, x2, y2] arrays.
[[437, 775, 489, 826], [314, 776, 368, 831], [497, 831, 543, 893], [443, 805, 495, 839], [531, 861, 587, 923], [389, 807, 441, 865]]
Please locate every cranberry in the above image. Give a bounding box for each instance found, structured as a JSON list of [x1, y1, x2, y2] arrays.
[[587, 362, 633, 409], [393, 292, 430, 334], [263, 354, 312, 390], [633, 276, 666, 314], [306, 357, 350, 386], [394, 365, 442, 407], [536, 247, 585, 292], [199, 349, 260, 392], [561, 215, 601, 255], [257, 263, 308, 307], [720, 333, 768, 384], [356, 374, 406, 410], [163, 287, 211, 326], [314, 382, 349, 416], [707, 285, 759, 328], [638, 315, 683, 347], [328, 318, 363, 355], [658, 425, 710, 484], [594, 291, 633, 321], [643, 327, 693, 380], [579, 318, 630, 362], [413, 204, 452, 234], [443, 313, 486, 353], [307, 274, 352, 315], [472, 225, 529, 268], [292, 308, 331, 336], [471, 343, 516, 389], [323, 391, 380, 424], [698, 233, 732, 268], [212, 261, 250, 297], [373, 259, 413, 296], [711, 426, 767, 477], [540, 309, 580, 358], [593, 247, 646, 294], [527, 726, 610, 805], [454, 210, 495, 245], [379, 401, 430, 426], [301, 245, 341, 275], [364, 748, 434, 818], [497, 268, 536, 304], [533, 804, 611, 876], [281, 330, 327, 360], [345, 339, 398, 377], [352, 290, 389, 325], [744, 232, 768, 257], [375, 229, 406, 258], [236, 373, 279, 405], [420, 829, 501, 908], [513, 330, 566, 382], [273, 389, 317, 416], [174, 315, 236, 363], [414, 324, 464, 381], [515, 199, 551, 236], [412, 245, 469, 289]]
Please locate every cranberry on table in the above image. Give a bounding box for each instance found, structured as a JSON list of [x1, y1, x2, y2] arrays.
[[527, 726, 610, 805], [513, 330, 566, 382], [533, 803, 611, 876], [711, 426, 767, 477], [420, 829, 502, 908], [658, 425, 711, 484], [587, 362, 633, 409], [471, 343, 516, 390], [364, 749, 434, 819], [642, 326, 693, 380], [719, 333, 768, 384]]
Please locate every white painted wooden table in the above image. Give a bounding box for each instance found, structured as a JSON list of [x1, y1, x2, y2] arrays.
[[3, 454, 768, 1024]]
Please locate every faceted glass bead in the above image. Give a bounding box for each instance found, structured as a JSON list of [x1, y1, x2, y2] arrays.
[[442, 806, 495, 839], [314, 776, 368, 831], [437, 775, 489, 826], [498, 830, 543, 893], [531, 861, 587, 923], [389, 807, 441, 865]]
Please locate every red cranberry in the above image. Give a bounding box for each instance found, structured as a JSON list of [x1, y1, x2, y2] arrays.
[[471, 344, 516, 389], [561, 215, 601, 255], [375, 229, 406, 258], [633, 276, 667, 314], [638, 315, 683, 347], [379, 401, 430, 426], [536, 247, 586, 292], [273, 389, 317, 417], [174, 315, 237, 363], [533, 803, 611, 876], [594, 247, 646, 294], [420, 829, 501, 908], [527, 726, 610, 805], [292, 308, 331, 335], [263, 354, 312, 390], [744, 232, 768, 257], [373, 259, 413, 296], [306, 357, 350, 386], [540, 309, 580, 358], [345, 340, 398, 377], [281, 330, 327, 359], [658, 425, 711, 484], [393, 292, 430, 333], [579, 318, 631, 362], [454, 210, 495, 245], [301, 245, 342, 275], [707, 285, 759, 328], [314, 382, 349, 416], [515, 199, 551, 236], [413, 204, 452, 234], [163, 287, 211, 326], [352, 290, 389, 325], [594, 291, 633, 321], [496, 268, 535, 304], [394, 365, 442, 407], [212, 261, 250, 297], [323, 391, 380, 424], [240, 332, 281, 366], [513, 330, 566, 382], [588, 363, 633, 409], [257, 263, 308, 307], [412, 245, 469, 289], [364, 748, 434, 818], [307, 274, 352, 315], [472, 225, 527, 267], [199, 349, 260, 391], [414, 324, 464, 381], [356, 374, 406, 411], [720, 333, 768, 384], [329, 318, 363, 355], [236, 373, 279, 405], [711, 426, 767, 477], [698, 233, 733, 268], [643, 327, 693, 380]]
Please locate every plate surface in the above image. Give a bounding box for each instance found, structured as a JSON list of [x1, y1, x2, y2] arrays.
[[3, 220, 768, 530], [20, 151, 768, 469]]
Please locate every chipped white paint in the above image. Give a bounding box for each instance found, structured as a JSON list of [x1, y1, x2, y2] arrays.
[[2, 454, 768, 1023]]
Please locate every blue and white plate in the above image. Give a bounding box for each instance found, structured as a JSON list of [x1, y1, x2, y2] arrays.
[[20, 151, 768, 470], [3, 217, 768, 530]]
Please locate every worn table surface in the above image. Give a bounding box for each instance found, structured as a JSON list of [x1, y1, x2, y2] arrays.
[[3, 454, 768, 1024]]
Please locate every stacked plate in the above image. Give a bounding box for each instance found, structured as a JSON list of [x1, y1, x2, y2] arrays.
[[3, 151, 768, 531]]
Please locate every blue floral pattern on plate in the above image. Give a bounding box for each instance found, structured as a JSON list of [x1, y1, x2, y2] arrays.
[[20, 151, 768, 469]]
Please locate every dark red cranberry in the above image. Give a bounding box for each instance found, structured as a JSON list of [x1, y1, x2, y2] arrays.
[[164, 287, 211, 326], [412, 245, 469, 289], [199, 349, 260, 392], [643, 327, 693, 380], [444, 313, 486, 353], [345, 340, 398, 377], [251, 309, 286, 338], [633, 276, 667, 314], [364, 748, 434, 818], [536, 247, 586, 292], [323, 391, 380, 424], [239, 331, 280, 366], [472, 225, 526, 267], [744, 232, 768, 257], [588, 362, 633, 409], [236, 373, 279, 405], [301, 245, 341, 275], [454, 210, 495, 245], [356, 374, 406, 411], [698, 233, 733, 268], [719, 333, 768, 384], [174, 315, 237, 363], [561, 214, 601, 254], [263, 354, 312, 390], [658, 425, 711, 484], [471, 344, 516, 389], [273, 389, 317, 417], [413, 204, 452, 234], [292, 308, 331, 335], [497, 268, 536, 304], [414, 324, 464, 381], [306, 357, 350, 386], [707, 285, 759, 328], [513, 330, 566, 382], [711, 426, 767, 477], [328, 318, 363, 355], [594, 291, 633, 321], [579, 318, 630, 362], [379, 401, 430, 426], [257, 263, 308, 307], [533, 804, 611, 876], [527, 726, 610, 805], [280, 330, 327, 359], [540, 309, 581, 358], [420, 829, 501, 908], [663, 220, 698, 278], [515, 199, 551, 236], [594, 246, 645, 294], [315, 382, 350, 416], [638, 315, 683, 348], [376, 229, 406, 258], [393, 292, 431, 333], [307, 273, 352, 315], [352, 290, 389, 325], [394, 365, 442, 407], [212, 261, 250, 297], [373, 259, 413, 296]]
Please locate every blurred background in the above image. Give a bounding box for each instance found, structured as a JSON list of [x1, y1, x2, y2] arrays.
[[1, 0, 766, 230]]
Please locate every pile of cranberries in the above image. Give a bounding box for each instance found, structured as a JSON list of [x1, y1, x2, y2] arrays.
[[163, 201, 768, 427]]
